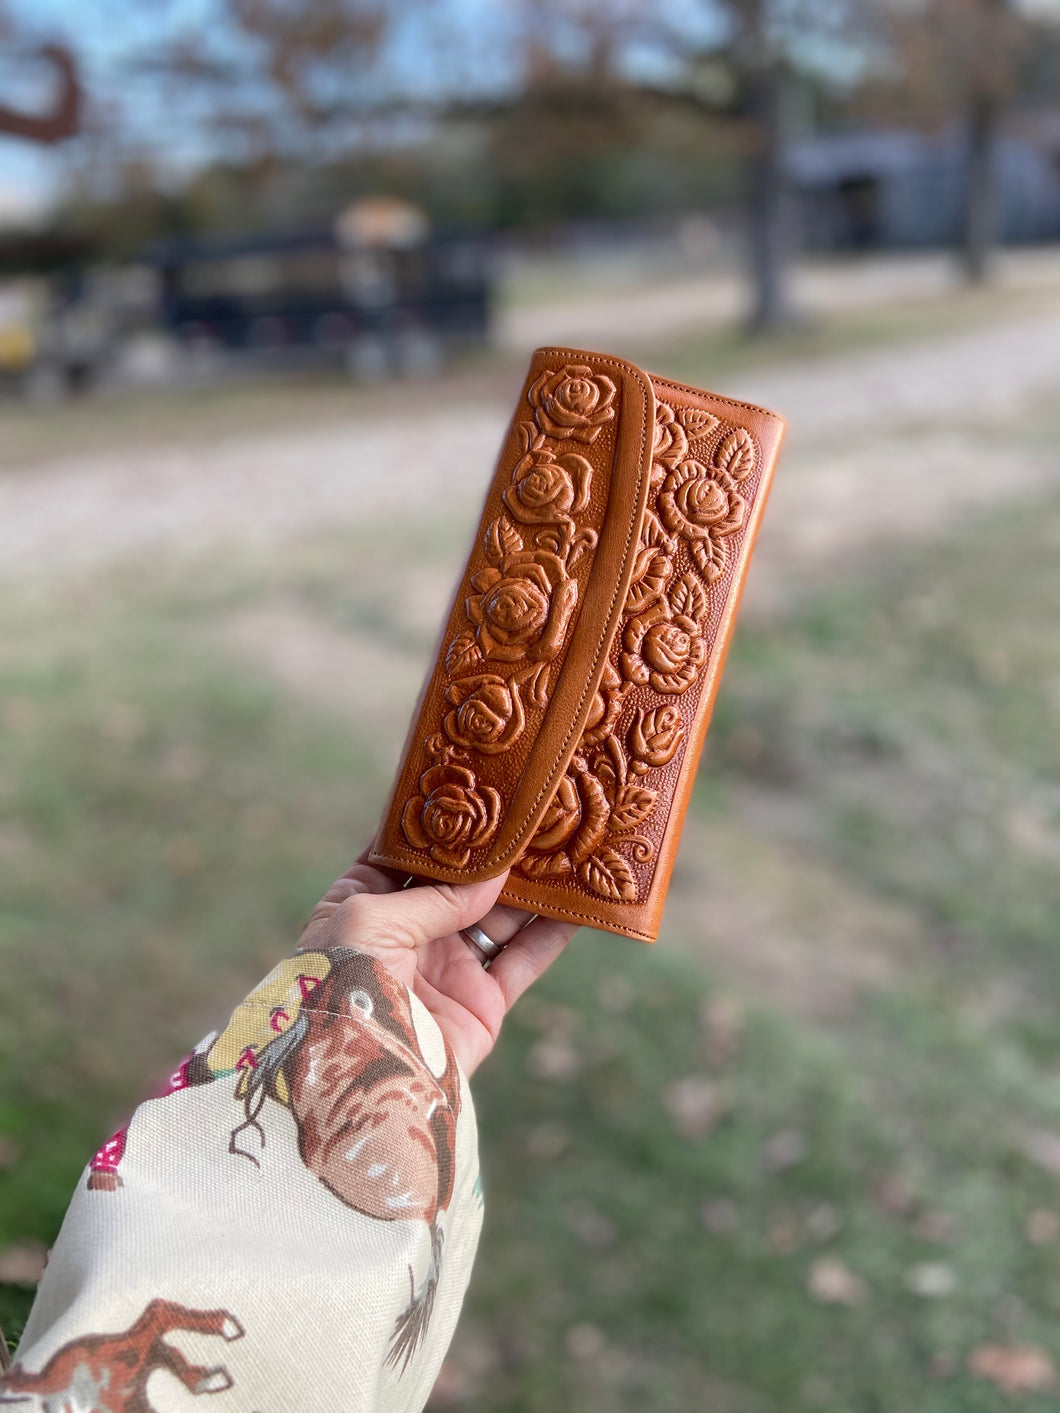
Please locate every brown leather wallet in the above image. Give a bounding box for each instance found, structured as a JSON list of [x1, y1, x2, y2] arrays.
[[370, 347, 785, 941]]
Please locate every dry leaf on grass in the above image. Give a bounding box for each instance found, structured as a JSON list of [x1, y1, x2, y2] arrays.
[[1025, 1209, 1060, 1245], [905, 1262, 956, 1298], [526, 1038, 581, 1082], [968, 1343, 1056, 1395], [662, 1077, 729, 1140], [807, 1256, 867, 1307], [1017, 1127, 1060, 1177], [763, 1128, 807, 1172]]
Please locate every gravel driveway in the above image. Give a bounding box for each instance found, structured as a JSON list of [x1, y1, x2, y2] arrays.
[[3, 262, 1060, 599]]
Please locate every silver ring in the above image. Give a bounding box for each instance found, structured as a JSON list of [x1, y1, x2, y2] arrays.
[[460, 923, 506, 966]]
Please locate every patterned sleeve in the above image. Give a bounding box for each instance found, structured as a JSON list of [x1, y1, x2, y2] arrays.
[[1, 947, 484, 1413]]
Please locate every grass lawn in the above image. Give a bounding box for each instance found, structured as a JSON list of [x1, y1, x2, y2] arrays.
[[3, 439, 1060, 1409]]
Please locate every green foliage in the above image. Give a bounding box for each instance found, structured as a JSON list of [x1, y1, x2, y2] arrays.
[[4, 386, 1060, 1409]]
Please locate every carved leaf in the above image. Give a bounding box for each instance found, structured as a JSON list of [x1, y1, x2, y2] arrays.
[[569, 771, 612, 864], [610, 784, 657, 832], [484, 516, 522, 565], [689, 536, 728, 585], [519, 851, 573, 879], [641, 507, 675, 551], [596, 757, 620, 803], [446, 631, 482, 676], [713, 428, 755, 482], [679, 408, 719, 435], [670, 571, 709, 623], [579, 848, 637, 902]]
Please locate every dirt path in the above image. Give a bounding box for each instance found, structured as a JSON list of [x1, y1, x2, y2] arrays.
[[499, 246, 1060, 353], [3, 295, 1059, 593]]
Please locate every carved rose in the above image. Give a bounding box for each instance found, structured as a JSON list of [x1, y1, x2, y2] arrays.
[[443, 673, 525, 755], [503, 446, 593, 525], [625, 547, 673, 617], [518, 765, 638, 900], [519, 767, 611, 878], [580, 660, 630, 748], [621, 611, 706, 695], [466, 552, 578, 663], [402, 762, 501, 868], [530, 772, 583, 853], [651, 404, 688, 488], [528, 364, 617, 444], [628, 704, 685, 775], [659, 460, 745, 584]]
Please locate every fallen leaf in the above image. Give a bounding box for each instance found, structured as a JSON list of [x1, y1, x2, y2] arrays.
[[968, 1343, 1056, 1395], [769, 1214, 801, 1254], [662, 1077, 729, 1141], [1017, 1127, 1060, 1177], [807, 1256, 867, 1307], [564, 1201, 615, 1250], [905, 1262, 957, 1298], [912, 1210, 959, 1244], [699, 995, 744, 1068], [526, 1039, 580, 1082], [1026, 1209, 1060, 1246], [805, 1203, 843, 1243], [763, 1128, 807, 1172], [874, 1174, 915, 1216], [524, 1122, 569, 1161], [701, 1198, 740, 1234], [566, 1323, 606, 1361], [597, 975, 634, 1013], [0, 1240, 46, 1287]]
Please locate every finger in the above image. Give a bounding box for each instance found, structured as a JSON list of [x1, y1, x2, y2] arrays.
[[297, 856, 411, 951], [471, 899, 536, 947], [488, 914, 577, 1011], [324, 871, 510, 953], [354, 844, 411, 889]]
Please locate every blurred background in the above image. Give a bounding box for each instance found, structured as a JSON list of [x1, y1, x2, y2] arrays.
[[2, 0, 1060, 1408]]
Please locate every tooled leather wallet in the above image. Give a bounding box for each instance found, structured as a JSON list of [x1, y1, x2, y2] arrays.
[[370, 347, 785, 941]]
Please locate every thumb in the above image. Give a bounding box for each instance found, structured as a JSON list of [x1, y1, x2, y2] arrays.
[[322, 871, 510, 953]]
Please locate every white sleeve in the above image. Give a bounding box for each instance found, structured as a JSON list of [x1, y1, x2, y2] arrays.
[[2, 947, 483, 1413]]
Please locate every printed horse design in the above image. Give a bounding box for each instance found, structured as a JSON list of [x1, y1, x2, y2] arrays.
[[231, 950, 462, 1371], [0, 1299, 243, 1411]]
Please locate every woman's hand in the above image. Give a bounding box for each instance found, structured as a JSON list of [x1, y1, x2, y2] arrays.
[[295, 851, 576, 1077]]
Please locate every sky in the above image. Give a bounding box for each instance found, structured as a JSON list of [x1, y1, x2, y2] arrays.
[[4, 0, 1056, 227], [0, 0, 729, 223], [0, 0, 238, 218]]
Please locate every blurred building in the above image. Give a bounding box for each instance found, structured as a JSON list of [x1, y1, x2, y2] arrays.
[[790, 124, 1060, 249]]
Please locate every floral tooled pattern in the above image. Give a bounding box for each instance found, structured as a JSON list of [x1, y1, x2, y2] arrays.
[[402, 759, 502, 868], [503, 431, 593, 526], [515, 399, 758, 905], [621, 572, 709, 695], [465, 550, 578, 665], [518, 738, 657, 901], [400, 377, 759, 898], [443, 673, 527, 754], [528, 364, 617, 444], [658, 424, 756, 585], [399, 361, 618, 871], [628, 704, 685, 775]]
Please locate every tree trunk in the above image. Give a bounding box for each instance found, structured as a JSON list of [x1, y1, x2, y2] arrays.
[[745, 54, 791, 331], [962, 93, 999, 284]]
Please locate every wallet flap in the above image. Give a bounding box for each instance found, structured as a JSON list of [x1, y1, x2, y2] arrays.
[[370, 347, 655, 880], [497, 372, 784, 939]]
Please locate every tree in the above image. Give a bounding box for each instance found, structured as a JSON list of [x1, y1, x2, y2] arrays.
[[875, 0, 1030, 282], [0, 41, 79, 144], [471, 0, 871, 330]]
